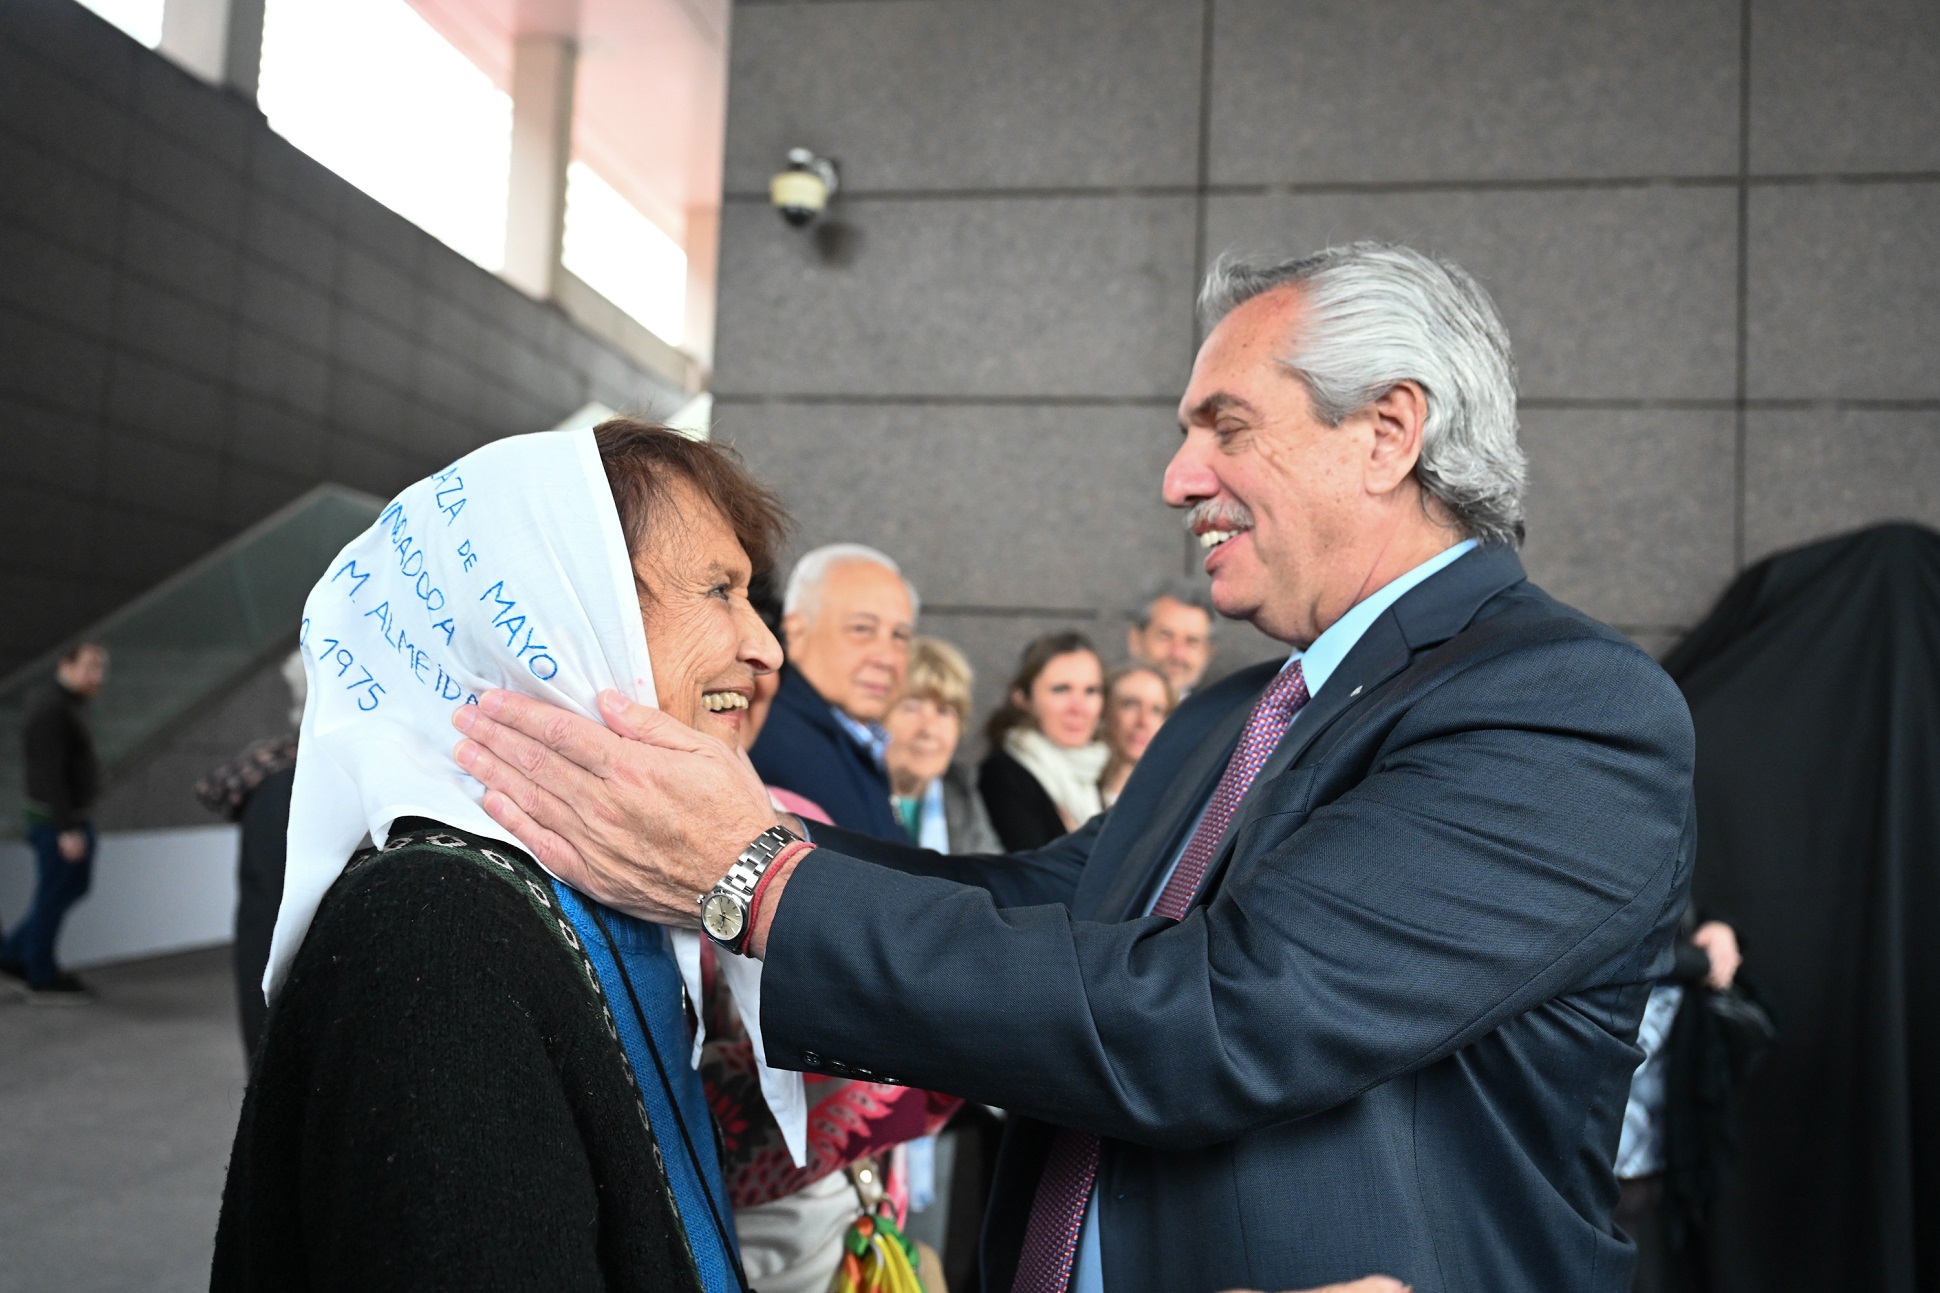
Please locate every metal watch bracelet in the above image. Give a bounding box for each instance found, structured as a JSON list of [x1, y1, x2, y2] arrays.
[[700, 823, 799, 955]]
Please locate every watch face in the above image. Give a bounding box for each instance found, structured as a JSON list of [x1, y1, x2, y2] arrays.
[[702, 893, 746, 943]]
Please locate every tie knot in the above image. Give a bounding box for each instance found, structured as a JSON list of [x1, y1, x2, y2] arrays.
[[1263, 660, 1310, 716]]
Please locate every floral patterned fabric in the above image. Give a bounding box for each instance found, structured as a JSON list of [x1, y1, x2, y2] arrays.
[[700, 942, 960, 1209]]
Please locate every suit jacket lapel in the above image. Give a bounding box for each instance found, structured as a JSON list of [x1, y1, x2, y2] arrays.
[[1092, 665, 1269, 922], [1185, 543, 1531, 910]]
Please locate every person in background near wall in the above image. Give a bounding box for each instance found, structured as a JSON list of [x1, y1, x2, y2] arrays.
[[1615, 913, 1758, 1293], [1098, 663, 1175, 807], [977, 632, 1107, 851], [195, 650, 308, 1060], [885, 638, 1000, 856], [2, 641, 108, 1005], [1127, 578, 1217, 698], [750, 544, 917, 841]]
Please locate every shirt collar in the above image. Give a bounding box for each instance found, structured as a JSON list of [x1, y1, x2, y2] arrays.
[[1288, 539, 1479, 697], [832, 705, 889, 766]]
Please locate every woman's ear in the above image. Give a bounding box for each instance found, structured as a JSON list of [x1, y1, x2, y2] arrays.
[[1011, 687, 1029, 712]]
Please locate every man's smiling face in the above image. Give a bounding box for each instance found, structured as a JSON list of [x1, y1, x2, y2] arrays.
[[1164, 286, 1378, 649]]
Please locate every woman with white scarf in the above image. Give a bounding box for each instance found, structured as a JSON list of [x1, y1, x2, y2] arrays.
[[975, 631, 1109, 851], [212, 422, 808, 1293]]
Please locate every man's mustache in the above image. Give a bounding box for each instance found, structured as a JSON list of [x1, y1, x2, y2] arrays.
[[1184, 498, 1256, 533]]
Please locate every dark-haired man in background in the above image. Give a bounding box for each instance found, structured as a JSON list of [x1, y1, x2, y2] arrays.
[[3, 641, 108, 1004], [1126, 578, 1217, 698]]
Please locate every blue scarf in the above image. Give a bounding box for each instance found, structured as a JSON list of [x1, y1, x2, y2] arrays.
[[551, 881, 740, 1293]]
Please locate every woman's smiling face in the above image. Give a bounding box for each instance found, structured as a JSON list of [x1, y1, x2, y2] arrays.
[[1021, 649, 1105, 750], [631, 476, 783, 745]]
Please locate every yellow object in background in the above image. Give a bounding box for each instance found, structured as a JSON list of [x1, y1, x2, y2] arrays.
[[830, 1212, 924, 1293]]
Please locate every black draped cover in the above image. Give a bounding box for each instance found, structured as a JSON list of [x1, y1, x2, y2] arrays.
[[1662, 523, 1940, 1292]]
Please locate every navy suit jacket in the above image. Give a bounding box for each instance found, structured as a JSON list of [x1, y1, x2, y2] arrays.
[[760, 546, 1696, 1292], [749, 665, 904, 841]]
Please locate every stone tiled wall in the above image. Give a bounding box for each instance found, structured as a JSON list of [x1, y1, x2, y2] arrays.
[[713, 0, 1940, 713], [0, 0, 682, 678]]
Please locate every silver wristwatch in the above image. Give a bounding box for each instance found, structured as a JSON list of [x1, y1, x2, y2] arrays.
[[700, 824, 799, 955]]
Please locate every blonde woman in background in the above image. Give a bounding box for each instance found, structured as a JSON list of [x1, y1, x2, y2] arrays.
[[1098, 663, 1175, 807], [883, 638, 1001, 855]]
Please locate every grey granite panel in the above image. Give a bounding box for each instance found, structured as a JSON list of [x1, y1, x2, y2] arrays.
[[338, 246, 417, 333], [0, 0, 138, 104], [243, 194, 338, 289], [0, 129, 123, 255], [332, 307, 418, 390], [420, 292, 483, 363], [119, 201, 240, 311], [246, 131, 344, 227], [1746, 184, 1940, 401], [331, 368, 411, 437], [0, 570, 119, 674], [714, 195, 1198, 398], [0, 480, 97, 576], [1750, 0, 1940, 174], [1518, 409, 1738, 629], [1744, 409, 1940, 561], [113, 279, 234, 382], [91, 502, 221, 588], [722, 0, 1201, 193], [236, 259, 334, 354], [715, 399, 1185, 610], [322, 435, 413, 500], [126, 125, 244, 242], [232, 329, 330, 418], [131, 53, 252, 173], [340, 190, 430, 279], [0, 395, 103, 490], [417, 348, 486, 425], [230, 395, 325, 476], [105, 353, 230, 452], [97, 430, 223, 526], [0, 40, 130, 179], [0, 307, 109, 414], [1210, 0, 1740, 183], [218, 459, 311, 530], [0, 220, 116, 335], [1204, 187, 1740, 401]]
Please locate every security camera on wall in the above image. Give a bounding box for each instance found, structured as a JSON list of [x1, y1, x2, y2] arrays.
[[770, 148, 840, 227]]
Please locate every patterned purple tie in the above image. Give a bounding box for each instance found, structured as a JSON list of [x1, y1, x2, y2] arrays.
[[1010, 662, 1312, 1293]]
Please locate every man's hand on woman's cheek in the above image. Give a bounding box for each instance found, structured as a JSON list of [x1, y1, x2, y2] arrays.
[[451, 688, 781, 926]]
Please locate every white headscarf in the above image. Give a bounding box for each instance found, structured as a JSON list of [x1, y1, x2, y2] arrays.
[[268, 428, 806, 1163]]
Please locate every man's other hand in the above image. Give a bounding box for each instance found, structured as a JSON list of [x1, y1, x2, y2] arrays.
[[1222, 1279, 1410, 1293], [452, 689, 780, 925], [56, 830, 87, 862], [1693, 920, 1742, 990]]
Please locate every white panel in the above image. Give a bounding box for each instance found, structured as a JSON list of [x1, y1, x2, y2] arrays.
[[0, 826, 239, 970]]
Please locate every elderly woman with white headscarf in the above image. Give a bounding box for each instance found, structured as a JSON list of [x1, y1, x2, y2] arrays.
[[211, 422, 808, 1293]]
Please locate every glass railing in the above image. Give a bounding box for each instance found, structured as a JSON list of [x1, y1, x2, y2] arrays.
[[0, 484, 385, 834]]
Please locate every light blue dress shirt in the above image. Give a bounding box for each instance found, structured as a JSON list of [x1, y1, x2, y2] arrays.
[[1071, 539, 1477, 1293], [833, 707, 890, 767]]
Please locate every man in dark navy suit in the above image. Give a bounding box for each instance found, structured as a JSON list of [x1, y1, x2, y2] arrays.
[[457, 243, 1695, 1293], [747, 542, 918, 840]]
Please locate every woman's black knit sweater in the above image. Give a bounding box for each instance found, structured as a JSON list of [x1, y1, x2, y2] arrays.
[[211, 823, 709, 1293]]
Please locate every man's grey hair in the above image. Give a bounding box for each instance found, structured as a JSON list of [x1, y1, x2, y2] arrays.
[[1198, 241, 1526, 547], [783, 542, 922, 620], [1136, 577, 1216, 634]]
